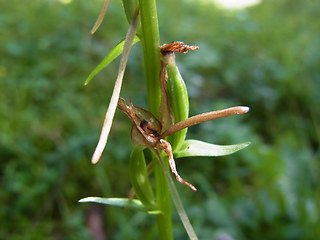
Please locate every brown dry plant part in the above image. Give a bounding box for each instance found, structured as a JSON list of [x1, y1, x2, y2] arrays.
[[91, 9, 140, 164], [91, 0, 110, 34], [160, 106, 249, 138], [160, 41, 199, 54], [117, 98, 249, 191]]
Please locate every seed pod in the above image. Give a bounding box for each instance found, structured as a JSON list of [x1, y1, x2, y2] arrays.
[[161, 52, 189, 151], [129, 146, 157, 210]]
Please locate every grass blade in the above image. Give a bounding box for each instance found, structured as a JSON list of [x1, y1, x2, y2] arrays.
[[79, 197, 143, 211], [84, 36, 140, 85]]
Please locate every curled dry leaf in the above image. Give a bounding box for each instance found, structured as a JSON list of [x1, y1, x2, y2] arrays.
[[158, 139, 197, 191]]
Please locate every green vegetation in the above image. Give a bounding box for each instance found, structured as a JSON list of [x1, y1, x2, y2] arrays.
[[1, 0, 319, 239]]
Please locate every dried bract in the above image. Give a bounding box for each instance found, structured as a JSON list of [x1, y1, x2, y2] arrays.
[[160, 41, 199, 54]]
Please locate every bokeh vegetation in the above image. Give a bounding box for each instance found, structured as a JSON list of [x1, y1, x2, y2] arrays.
[[1, 0, 319, 239]]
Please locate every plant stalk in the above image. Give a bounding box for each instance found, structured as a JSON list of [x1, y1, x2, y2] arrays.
[[138, 0, 173, 239], [138, 0, 161, 116], [155, 150, 199, 240]]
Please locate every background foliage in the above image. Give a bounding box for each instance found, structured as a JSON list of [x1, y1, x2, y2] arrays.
[[1, 0, 319, 239]]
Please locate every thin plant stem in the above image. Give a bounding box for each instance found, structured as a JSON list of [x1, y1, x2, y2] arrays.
[[155, 150, 199, 240], [138, 0, 173, 238], [138, 0, 161, 116], [154, 160, 173, 240]]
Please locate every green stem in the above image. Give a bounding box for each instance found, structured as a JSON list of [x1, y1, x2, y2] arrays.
[[138, 0, 161, 116], [155, 150, 199, 240], [138, 0, 172, 239], [155, 160, 173, 240]]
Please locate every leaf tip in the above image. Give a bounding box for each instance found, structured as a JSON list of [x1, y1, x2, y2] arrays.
[[238, 141, 251, 151], [91, 154, 101, 164], [241, 106, 250, 113], [78, 197, 92, 203]]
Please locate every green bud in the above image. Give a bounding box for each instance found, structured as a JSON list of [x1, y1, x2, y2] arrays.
[[129, 146, 157, 210], [122, 0, 141, 36], [162, 53, 189, 151], [122, 0, 138, 22]]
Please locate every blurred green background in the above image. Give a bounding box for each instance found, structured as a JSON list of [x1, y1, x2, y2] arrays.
[[1, 0, 319, 239]]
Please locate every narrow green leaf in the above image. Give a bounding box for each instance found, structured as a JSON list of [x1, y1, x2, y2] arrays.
[[78, 197, 161, 214], [174, 140, 251, 158], [84, 36, 140, 85]]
